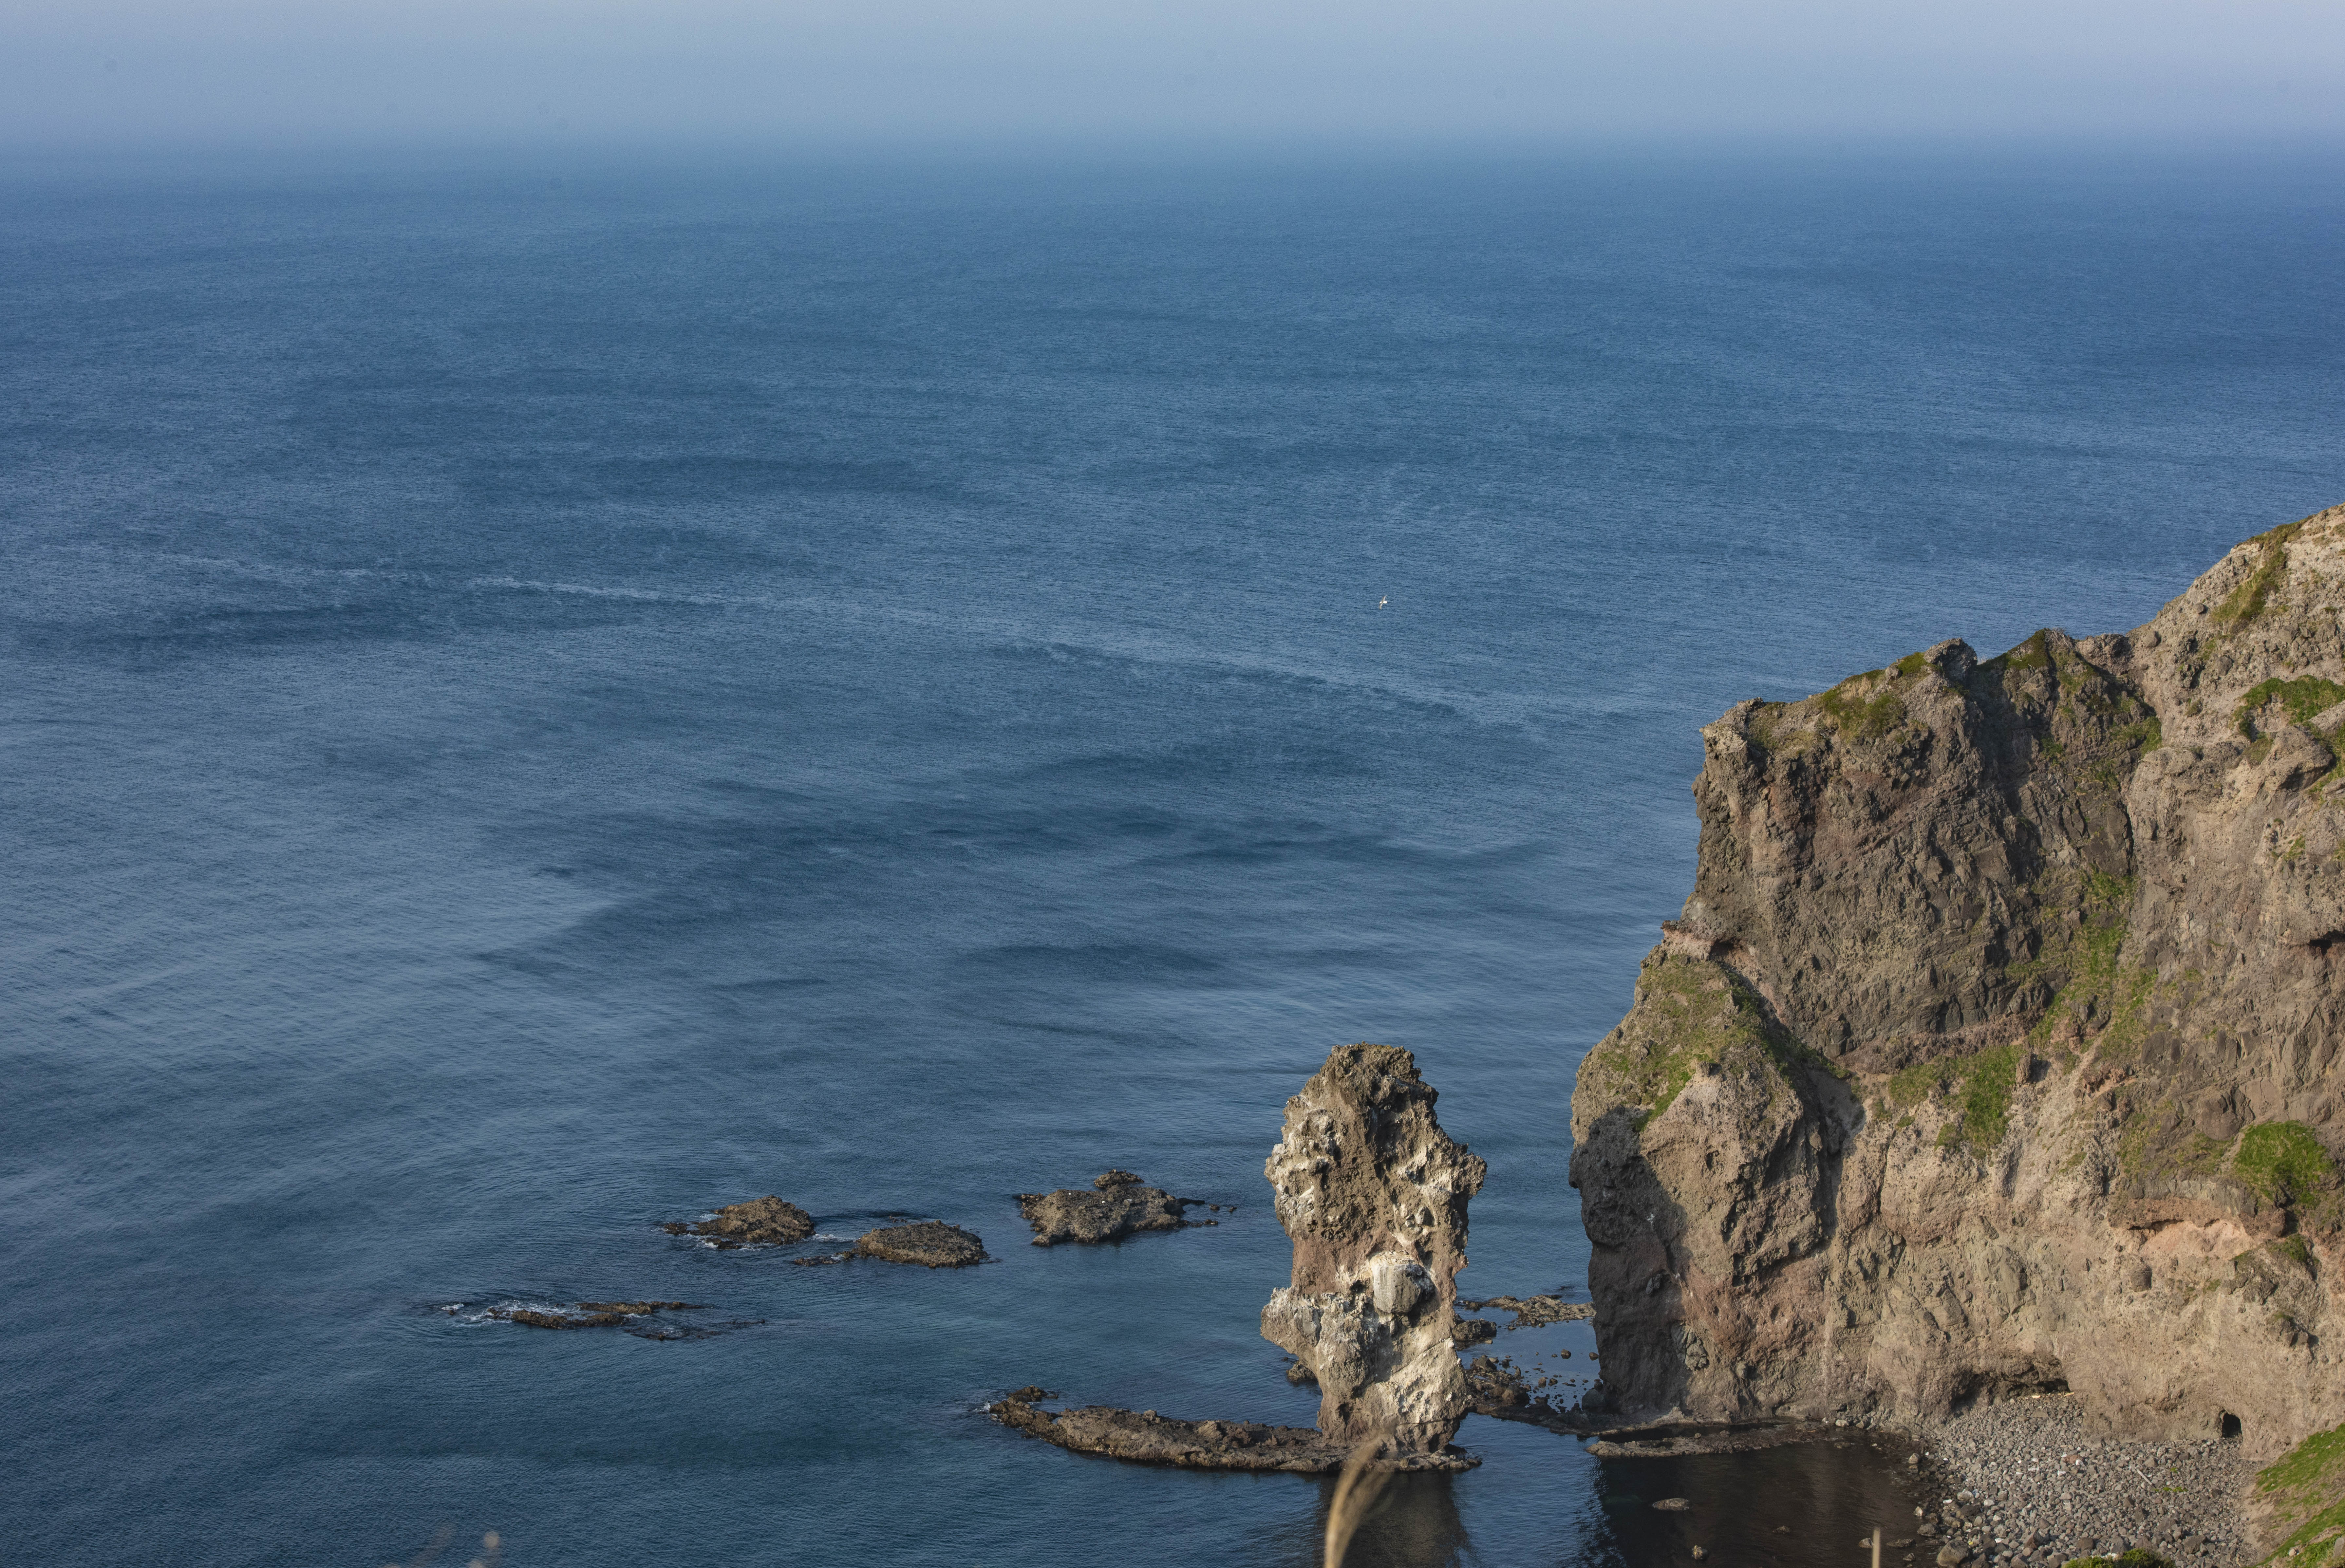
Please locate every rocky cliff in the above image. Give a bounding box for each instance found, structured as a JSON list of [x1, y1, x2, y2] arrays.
[[1571, 504, 2345, 1457], [1262, 1043, 1487, 1455]]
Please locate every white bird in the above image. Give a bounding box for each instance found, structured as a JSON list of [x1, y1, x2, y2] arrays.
[[1378, 596, 1389, 609]]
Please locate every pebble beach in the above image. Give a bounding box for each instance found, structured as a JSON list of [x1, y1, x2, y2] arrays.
[[1908, 1397, 2257, 1568]]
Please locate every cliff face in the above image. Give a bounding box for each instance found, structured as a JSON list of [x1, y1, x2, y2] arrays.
[[1263, 1044, 1486, 1455], [1570, 504, 2345, 1457]]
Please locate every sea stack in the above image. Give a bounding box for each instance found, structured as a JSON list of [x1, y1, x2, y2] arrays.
[[1261, 1043, 1487, 1455], [1570, 503, 2345, 1456]]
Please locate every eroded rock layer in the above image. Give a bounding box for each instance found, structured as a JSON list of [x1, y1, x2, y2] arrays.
[[1261, 1043, 1487, 1455], [1571, 504, 2345, 1456]]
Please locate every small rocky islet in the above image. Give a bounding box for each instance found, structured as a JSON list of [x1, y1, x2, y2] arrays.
[[661, 1195, 992, 1267], [791, 1220, 993, 1268], [1014, 1169, 1218, 1245], [663, 1195, 815, 1247]]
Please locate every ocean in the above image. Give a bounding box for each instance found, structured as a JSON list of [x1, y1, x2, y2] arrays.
[[3, 147, 2341, 1568]]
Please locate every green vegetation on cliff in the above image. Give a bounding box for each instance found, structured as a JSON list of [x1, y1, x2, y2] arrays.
[[1887, 1043, 2022, 1154], [2017, 869, 2155, 1060], [2255, 1420, 2345, 1567], [2236, 677, 2345, 738], [2235, 1123, 2341, 1221], [1586, 953, 1840, 1123], [2215, 519, 2306, 629], [1817, 659, 1936, 740]]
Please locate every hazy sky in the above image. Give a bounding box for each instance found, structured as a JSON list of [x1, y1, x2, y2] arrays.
[[5, 0, 2342, 151]]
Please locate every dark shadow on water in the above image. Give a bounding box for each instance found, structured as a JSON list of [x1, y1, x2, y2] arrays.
[[1250, 1432, 1925, 1568], [1584, 1434, 1931, 1568], [1348, 1473, 1475, 1568], [1258, 1470, 1476, 1568]]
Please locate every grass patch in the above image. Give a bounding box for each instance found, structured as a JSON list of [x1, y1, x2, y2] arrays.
[[1582, 952, 1839, 1125], [2257, 1420, 2345, 1568], [2014, 869, 2157, 1066], [1889, 1042, 2022, 1153], [2062, 1552, 2173, 1568], [2235, 676, 2345, 738], [2263, 1422, 2345, 1496], [1945, 1044, 2020, 1151], [1819, 673, 1908, 740], [2234, 1122, 2339, 1210], [1990, 630, 2054, 674], [2215, 525, 2301, 628]]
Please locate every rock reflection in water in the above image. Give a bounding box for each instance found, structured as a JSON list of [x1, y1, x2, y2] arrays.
[[1588, 1435, 1928, 1568]]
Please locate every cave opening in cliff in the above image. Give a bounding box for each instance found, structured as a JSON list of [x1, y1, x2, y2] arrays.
[[2221, 1412, 2242, 1442], [1948, 1371, 2069, 1415]]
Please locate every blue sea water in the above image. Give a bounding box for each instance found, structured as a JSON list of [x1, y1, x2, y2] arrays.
[[3, 148, 2342, 1568]]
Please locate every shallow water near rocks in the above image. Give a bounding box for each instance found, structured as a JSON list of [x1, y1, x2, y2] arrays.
[[4, 148, 2343, 1567]]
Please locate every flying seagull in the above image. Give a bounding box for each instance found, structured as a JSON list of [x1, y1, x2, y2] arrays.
[[1378, 596, 1388, 609]]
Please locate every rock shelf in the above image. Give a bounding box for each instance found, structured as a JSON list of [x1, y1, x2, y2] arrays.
[[987, 1390, 1477, 1473], [1457, 1294, 1594, 1331]]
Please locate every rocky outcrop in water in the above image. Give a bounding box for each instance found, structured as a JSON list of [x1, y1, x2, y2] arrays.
[[1260, 1043, 1487, 1456], [664, 1196, 815, 1246], [1016, 1170, 1203, 1245], [1571, 504, 2345, 1456], [1457, 1294, 1594, 1331], [853, 1221, 989, 1267], [988, 1390, 1476, 1473]]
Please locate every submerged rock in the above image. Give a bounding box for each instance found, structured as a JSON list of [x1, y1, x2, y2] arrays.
[[987, 1391, 1476, 1473], [1259, 1043, 1486, 1457], [1463, 1353, 1532, 1409], [1015, 1170, 1199, 1246], [494, 1299, 697, 1329], [853, 1221, 989, 1267], [663, 1196, 816, 1247], [473, 1300, 757, 1338]]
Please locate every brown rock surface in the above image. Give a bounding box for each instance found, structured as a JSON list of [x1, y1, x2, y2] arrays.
[[987, 1392, 1476, 1472], [853, 1221, 989, 1267], [1016, 1171, 1198, 1245], [1458, 1294, 1594, 1330], [1259, 1043, 1487, 1456], [1570, 503, 2345, 1456], [663, 1196, 815, 1247]]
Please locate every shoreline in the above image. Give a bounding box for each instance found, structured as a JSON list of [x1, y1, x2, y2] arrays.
[[1901, 1395, 2256, 1568]]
